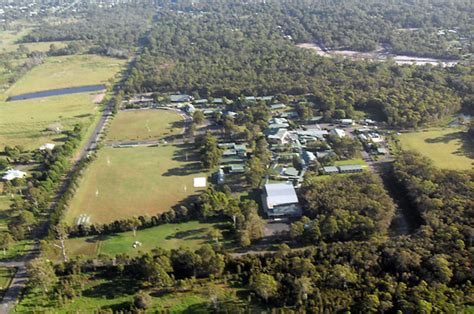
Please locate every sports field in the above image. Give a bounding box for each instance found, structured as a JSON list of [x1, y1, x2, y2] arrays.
[[106, 109, 184, 143], [399, 127, 473, 170], [65, 145, 208, 225], [62, 221, 227, 258], [4, 54, 125, 97]]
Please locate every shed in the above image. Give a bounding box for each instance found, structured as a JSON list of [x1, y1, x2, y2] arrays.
[[338, 165, 363, 173]]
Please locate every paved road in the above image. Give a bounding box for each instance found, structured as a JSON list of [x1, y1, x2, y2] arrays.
[[0, 245, 39, 314]]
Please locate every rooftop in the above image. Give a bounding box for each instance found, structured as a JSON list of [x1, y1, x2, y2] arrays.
[[264, 183, 299, 209]]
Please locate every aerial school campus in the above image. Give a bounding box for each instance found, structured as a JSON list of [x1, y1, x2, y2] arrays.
[[0, 0, 472, 312]]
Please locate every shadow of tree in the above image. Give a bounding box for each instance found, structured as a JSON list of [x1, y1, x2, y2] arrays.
[[425, 130, 474, 159]]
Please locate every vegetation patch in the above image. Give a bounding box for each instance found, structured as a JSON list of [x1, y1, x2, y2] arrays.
[[65, 145, 208, 225], [106, 109, 184, 143], [54, 221, 227, 259], [399, 127, 473, 170]]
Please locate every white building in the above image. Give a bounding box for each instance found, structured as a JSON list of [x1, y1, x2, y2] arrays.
[[330, 128, 346, 138], [39, 143, 55, 151], [2, 169, 27, 181], [263, 183, 302, 218]]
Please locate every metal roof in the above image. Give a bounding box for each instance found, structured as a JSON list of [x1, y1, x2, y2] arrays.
[[265, 183, 299, 209]]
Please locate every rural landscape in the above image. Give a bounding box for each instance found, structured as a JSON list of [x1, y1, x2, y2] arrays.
[[0, 0, 472, 312]]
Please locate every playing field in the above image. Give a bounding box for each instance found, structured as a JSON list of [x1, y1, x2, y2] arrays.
[[4, 54, 125, 97], [399, 127, 473, 170], [65, 145, 208, 225], [62, 221, 227, 258], [106, 109, 184, 143]]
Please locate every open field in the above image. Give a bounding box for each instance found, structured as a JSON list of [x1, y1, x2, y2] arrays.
[[0, 28, 68, 53], [65, 145, 208, 225], [400, 127, 473, 170], [4, 54, 125, 97], [0, 93, 99, 150], [106, 109, 184, 143], [59, 221, 229, 258], [0, 54, 125, 149]]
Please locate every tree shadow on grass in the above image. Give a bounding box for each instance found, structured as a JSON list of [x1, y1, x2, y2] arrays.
[[425, 131, 474, 159], [166, 228, 208, 240], [162, 162, 203, 177], [82, 277, 140, 300]]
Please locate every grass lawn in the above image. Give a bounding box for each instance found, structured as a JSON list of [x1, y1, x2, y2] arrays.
[[0, 93, 99, 150], [106, 109, 184, 143], [0, 267, 15, 299], [65, 145, 208, 225], [0, 196, 12, 232], [334, 158, 367, 166], [4, 54, 125, 97], [59, 221, 229, 259], [16, 276, 252, 313], [399, 127, 473, 170], [0, 240, 35, 261]]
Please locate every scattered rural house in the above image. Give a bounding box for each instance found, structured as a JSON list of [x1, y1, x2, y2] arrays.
[[229, 164, 245, 174], [323, 166, 339, 174], [203, 108, 220, 116], [170, 94, 193, 103], [267, 128, 289, 144], [262, 183, 302, 218], [339, 119, 355, 125], [281, 167, 299, 178], [185, 104, 196, 114], [376, 147, 389, 155], [279, 111, 299, 119], [362, 118, 376, 125], [245, 96, 256, 102], [257, 96, 274, 101], [338, 164, 363, 173], [268, 117, 290, 129], [330, 128, 346, 138], [367, 132, 383, 143], [224, 111, 237, 119], [39, 143, 55, 151], [302, 150, 316, 163], [218, 143, 247, 156], [296, 129, 328, 142], [270, 103, 287, 110], [305, 116, 323, 124], [2, 169, 27, 181], [214, 168, 225, 184], [316, 150, 336, 159], [193, 99, 208, 105]]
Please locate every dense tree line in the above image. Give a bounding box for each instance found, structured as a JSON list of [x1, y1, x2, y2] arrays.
[[124, 3, 467, 128], [293, 172, 396, 243], [19, 3, 156, 58]]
